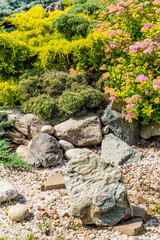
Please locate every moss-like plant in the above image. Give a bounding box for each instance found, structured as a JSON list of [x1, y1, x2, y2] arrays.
[[21, 95, 57, 120], [58, 91, 84, 114], [52, 13, 91, 40]]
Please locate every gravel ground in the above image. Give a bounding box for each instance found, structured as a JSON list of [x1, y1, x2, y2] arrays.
[[0, 139, 159, 240]]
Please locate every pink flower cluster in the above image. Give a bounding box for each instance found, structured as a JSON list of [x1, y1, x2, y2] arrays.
[[129, 41, 149, 53], [135, 74, 148, 82], [153, 79, 160, 90], [138, 1, 151, 9], [144, 23, 153, 29], [125, 95, 142, 104], [108, 41, 122, 49], [125, 112, 136, 120], [126, 104, 136, 110], [129, 38, 160, 54]]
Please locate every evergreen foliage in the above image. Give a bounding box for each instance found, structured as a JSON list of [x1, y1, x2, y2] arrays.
[[52, 14, 91, 40], [0, 106, 30, 168]]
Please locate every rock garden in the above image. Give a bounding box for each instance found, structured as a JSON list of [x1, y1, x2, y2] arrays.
[[0, 0, 160, 239]]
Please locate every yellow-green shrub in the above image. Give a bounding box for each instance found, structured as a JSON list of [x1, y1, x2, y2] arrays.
[[0, 81, 22, 107]]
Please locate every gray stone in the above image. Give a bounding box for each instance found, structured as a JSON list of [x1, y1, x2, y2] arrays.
[[65, 148, 92, 160], [45, 1, 64, 12], [25, 133, 63, 167], [1, 109, 49, 139], [101, 134, 142, 166], [54, 113, 102, 146], [140, 122, 160, 139], [8, 204, 29, 222], [102, 125, 109, 135], [101, 101, 140, 145], [6, 128, 29, 145], [64, 151, 132, 226], [41, 125, 54, 135], [59, 140, 74, 151], [16, 145, 28, 158], [0, 181, 18, 203]]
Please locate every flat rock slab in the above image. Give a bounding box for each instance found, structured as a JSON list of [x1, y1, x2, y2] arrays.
[[64, 151, 132, 226], [54, 113, 102, 146], [41, 174, 65, 191], [113, 218, 143, 236], [101, 133, 143, 166], [0, 181, 18, 203], [132, 205, 149, 222]]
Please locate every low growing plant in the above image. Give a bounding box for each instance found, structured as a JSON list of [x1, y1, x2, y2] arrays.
[[0, 106, 30, 168]]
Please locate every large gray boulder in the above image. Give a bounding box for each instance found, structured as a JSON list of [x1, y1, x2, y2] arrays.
[[140, 122, 160, 139], [0, 181, 18, 203], [101, 134, 142, 166], [101, 101, 140, 145], [25, 133, 63, 167], [64, 151, 132, 226], [1, 109, 49, 139], [54, 113, 102, 146]]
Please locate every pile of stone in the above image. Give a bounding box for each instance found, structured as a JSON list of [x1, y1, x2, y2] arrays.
[[1, 100, 159, 235]]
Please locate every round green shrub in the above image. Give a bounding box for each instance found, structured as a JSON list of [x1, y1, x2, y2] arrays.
[[80, 88, 105, 109], [70, 0, 101, 15], [52, 14, 91, 40], [58, 91, 85, 114], [19, 72, 43, 100], [71, 83, 91, 93], [20, 95, 57, 120]]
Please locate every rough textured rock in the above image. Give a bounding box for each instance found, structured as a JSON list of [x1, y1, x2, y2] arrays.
[[0, 181, 18, 203], [65, 148, 92, 160], [6, 127, 29, 145], [8, 204, 29, 222], [101, 101, 140, 145], [41, 174, 65, 191], [64, 151, 132, 226], [101, 134, 142, 166], [16, 145, 28, 158], [54, 113, 102, 146], [2, 110, 49, 139], [45, 1, 64, 12], [40, 125, 54, 135], [59, 140, 74, 151], [113, 218, 143, 236], [25, 133, 63, 167], [140, 122, 160, 139]]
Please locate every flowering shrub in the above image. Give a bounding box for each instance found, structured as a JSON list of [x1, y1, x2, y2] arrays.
[[0, 0, 160, 125], [98, 0, 160, 124]]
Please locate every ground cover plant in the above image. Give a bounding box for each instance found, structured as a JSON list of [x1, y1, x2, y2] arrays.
[[0, 0, 159, 125], [0, 107, 30, 168]]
